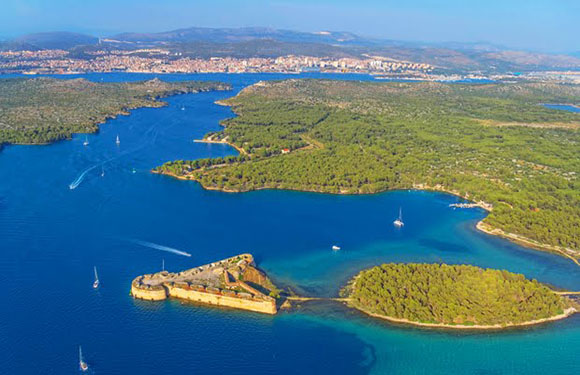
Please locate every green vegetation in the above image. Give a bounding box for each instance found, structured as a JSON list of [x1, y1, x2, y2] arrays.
[[0, 77, 230, 148], [156, 79, 580, 257], [344, 263, 569, 326]]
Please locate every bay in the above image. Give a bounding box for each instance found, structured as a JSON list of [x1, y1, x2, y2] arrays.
[[0, 73, 578, 374]]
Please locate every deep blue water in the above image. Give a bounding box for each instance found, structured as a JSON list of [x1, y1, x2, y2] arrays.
[[0, 73, 579, 375]]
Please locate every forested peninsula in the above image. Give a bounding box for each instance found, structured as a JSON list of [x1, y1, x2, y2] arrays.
[[342, 263, 576, 329], [155, 79, 580, 262], [0, 77, 231, 149]]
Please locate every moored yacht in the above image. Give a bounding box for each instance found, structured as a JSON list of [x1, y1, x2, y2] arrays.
[[393, 207, 404, 227]]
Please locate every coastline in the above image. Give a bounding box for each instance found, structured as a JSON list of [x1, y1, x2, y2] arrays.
[[155, 84, 579, 266], [0, 83, 231, 152], [156, 169, 580, 266], [476, 221, 580, 267], [350, 304, 577, 330], [5, 102, 163, 147], [193, 138, 247, 155], [156, 165, 580, 265]]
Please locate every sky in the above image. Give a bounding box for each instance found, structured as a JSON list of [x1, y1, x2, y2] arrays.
[[1, 0, 578, 53]]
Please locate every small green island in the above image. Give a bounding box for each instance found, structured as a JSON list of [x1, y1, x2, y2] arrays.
[[130, 255, 578, 329], [342, 263, 577, 329], [154, 79, 580, 263], [0, 77, 231, 149]]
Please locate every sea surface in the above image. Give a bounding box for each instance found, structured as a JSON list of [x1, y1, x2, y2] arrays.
[[0, 73, 578, 375]]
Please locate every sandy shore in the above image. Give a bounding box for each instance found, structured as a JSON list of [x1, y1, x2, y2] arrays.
[[352, 305, 577, 330]]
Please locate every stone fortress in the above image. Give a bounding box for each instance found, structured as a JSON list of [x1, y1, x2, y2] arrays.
[[131, 254, 278, 314]]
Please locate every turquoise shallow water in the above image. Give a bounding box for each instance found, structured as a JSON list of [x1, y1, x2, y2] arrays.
[[0, 73, 578, 374]]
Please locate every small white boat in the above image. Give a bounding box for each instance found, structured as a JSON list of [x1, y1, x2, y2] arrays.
[[93, 266, 100, 289], [83, 136, 89, 146], [393, 207, 404, 227], [181, 106, 185, 111], [79, 346, 88, 372], [332, 245, 341, 251], [101, 167, 105, 177], [116, 135, 120, 145]]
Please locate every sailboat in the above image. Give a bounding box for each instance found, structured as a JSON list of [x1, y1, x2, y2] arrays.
[[393, 207, 404, 227], [83, 136, 89, 146], [79, 346, 88, 372], [93, 266, 100, 289], [116, 135, 120, 145], [101, 166, 105, 177]]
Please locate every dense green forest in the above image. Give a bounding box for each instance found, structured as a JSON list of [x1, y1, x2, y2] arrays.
[[156, 79, 580, 256], [344, 263, 569, 326], [0, 77, 230, 149]]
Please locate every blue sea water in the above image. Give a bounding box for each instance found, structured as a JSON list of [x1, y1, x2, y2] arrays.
[[0, 73, 578, 375], [543, 103, 580, 113]]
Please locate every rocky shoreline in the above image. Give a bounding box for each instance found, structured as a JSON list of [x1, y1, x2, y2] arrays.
[[476, 221, 580, 267]]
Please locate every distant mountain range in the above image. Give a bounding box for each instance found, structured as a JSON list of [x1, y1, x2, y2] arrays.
[[1, 27, 579, 72], [8, 32, 99, 50], [110, 27, 370, 45]]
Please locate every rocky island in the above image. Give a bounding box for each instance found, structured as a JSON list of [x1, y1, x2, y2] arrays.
[[342, 263, 577, 329], [131, 254, 279, 314]]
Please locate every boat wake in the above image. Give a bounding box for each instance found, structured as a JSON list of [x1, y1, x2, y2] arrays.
[[130, 239, 192, 257], [68, 103, 180, 190], [69, 165, 98, 190]]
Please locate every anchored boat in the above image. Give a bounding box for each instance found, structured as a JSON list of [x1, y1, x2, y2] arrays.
[[393, 207, 404, 227]]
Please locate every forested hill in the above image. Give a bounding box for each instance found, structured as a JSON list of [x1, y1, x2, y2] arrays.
[[0, 78, 231, 148], [155, 80, 580, 259], [344, 263, 571, 326]]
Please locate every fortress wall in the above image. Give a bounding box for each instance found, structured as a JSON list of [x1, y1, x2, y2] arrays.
[[129, 253, 277, 314], [131, 284, 168, 301], [243, 266, 268, 285], [167, 285, 277, 315]]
